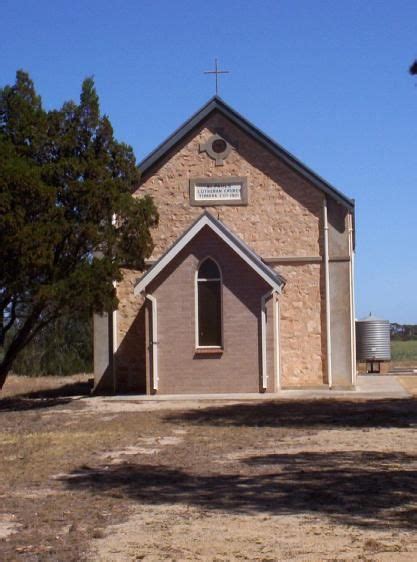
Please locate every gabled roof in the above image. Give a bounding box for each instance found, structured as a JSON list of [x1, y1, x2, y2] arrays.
[[134, 211, 285, 295], [138, 96, 354, 210]]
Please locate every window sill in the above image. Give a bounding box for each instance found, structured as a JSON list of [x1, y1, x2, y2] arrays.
[[194, 347, 224, 355]]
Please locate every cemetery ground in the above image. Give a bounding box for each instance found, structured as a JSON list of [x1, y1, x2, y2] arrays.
[[1, 375, 417, 561]]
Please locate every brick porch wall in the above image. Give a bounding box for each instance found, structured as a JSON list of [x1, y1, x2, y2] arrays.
[[146, 227, 275, 394]]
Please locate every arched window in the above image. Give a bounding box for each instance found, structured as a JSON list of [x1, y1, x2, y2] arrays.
[[197, 258, 222, 347]]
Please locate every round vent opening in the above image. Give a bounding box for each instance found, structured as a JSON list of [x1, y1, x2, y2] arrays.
[[212, 138, 227, 154]]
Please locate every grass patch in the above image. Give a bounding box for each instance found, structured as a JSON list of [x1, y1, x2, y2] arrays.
[[1, 373, 92, 399], [391, 340, 417, 362]]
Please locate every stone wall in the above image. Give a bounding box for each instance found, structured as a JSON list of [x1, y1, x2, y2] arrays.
[[114, 269, 146, 392], [115, 109, 329, 390], [137, 112, 323, 259], [276, 262, 326, 387]]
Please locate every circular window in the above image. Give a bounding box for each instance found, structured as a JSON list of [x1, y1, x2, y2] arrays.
[[211, 138, 227, 154], [200, 134, 232, 164]]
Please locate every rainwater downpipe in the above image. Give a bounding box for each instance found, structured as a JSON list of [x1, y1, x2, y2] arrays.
[[348, 212, 356, 386], [111, 214, 118, 394], [111, 280, 118, 394], [261, 289, 274, 391], [146, 294, 159, 391], [323, 198, 333, 388], [274, 295, 281, 391]]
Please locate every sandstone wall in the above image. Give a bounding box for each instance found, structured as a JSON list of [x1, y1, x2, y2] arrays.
[[115, 269, 146, 392], [137, 112, 323, 259], [115, 110, 328, 390], [276, 262, 326, 387]]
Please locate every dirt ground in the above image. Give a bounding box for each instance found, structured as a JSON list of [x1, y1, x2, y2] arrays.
[[398, 376, 417, 395], [1, 375, 417, 561]]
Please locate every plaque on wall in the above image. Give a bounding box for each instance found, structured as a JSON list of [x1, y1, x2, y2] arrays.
[[189, 177, 248, 206]]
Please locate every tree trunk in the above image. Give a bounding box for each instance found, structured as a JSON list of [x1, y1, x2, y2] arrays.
[[0, 306, 44, 390], [0, 352, 16, 389]]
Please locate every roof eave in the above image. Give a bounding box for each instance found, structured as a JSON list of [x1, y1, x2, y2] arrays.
[[134, 211, 285, 295], [138, 96, 220, 177]]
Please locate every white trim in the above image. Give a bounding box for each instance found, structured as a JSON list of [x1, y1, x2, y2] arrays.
[[146, 294, 159, 391], [261, 290, 274, 390], [274, 295, 281, 390], [112, 281, 118, 353], [195, 257, 223, 349], [134, 213, 284, 295], [112, 310, 118, 352], [111, 308, 118, 394], [323, 198, 333, 388], [348, 212, 357, 387], [194, 265, 198, 349], [111, 280, 118, 394]]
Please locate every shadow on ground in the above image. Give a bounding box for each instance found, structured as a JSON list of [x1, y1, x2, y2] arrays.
[[0, 379, 91, 412], [166, 398, 417, 429], [62, 449, 417, 530]]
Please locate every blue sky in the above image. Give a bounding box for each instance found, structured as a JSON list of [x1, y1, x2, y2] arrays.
[[2, 0, 417, 323]]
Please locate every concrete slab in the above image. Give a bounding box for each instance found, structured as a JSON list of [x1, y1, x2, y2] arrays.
[[356, 375, 411, 397], [101, 375, 411, 402]]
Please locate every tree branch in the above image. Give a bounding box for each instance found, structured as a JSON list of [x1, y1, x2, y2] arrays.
[[1, 298, 17, 337]]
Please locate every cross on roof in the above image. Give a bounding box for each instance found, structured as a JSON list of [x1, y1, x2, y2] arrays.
[[204, 58, 230, 95]]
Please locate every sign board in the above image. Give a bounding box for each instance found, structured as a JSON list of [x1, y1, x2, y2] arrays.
[[189, 177, 248, 206]]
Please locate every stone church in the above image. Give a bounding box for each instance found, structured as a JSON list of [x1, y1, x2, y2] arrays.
[[94, 96, 356, 395]]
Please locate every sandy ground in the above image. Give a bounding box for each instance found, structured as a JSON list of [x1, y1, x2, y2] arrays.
[[91, 506, 417, 562], [88, 424, 417, 561], [1, 374, 417, 561], [398, 376, 417, 395]]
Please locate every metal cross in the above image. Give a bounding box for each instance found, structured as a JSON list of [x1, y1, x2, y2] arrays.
[[204, 58, 230, 95]]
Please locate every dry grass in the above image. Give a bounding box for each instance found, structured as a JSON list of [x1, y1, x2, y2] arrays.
[[1, 375, 417, 561], [398, 376, 417, 395], [0, 376, 175, 560], [1, 373, 92, 399]]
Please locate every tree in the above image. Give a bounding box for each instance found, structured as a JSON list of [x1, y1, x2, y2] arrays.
[[11, 315, 93, 376], [0, 71, 158, 388]]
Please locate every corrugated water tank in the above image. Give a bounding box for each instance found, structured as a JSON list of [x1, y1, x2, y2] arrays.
[[356, 314, 391, 373]]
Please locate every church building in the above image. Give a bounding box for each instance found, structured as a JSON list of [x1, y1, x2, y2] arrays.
[[94, 96, 356, 395]]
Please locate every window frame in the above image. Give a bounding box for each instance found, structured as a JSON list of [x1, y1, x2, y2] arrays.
[[195, 257, 224, 351]]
